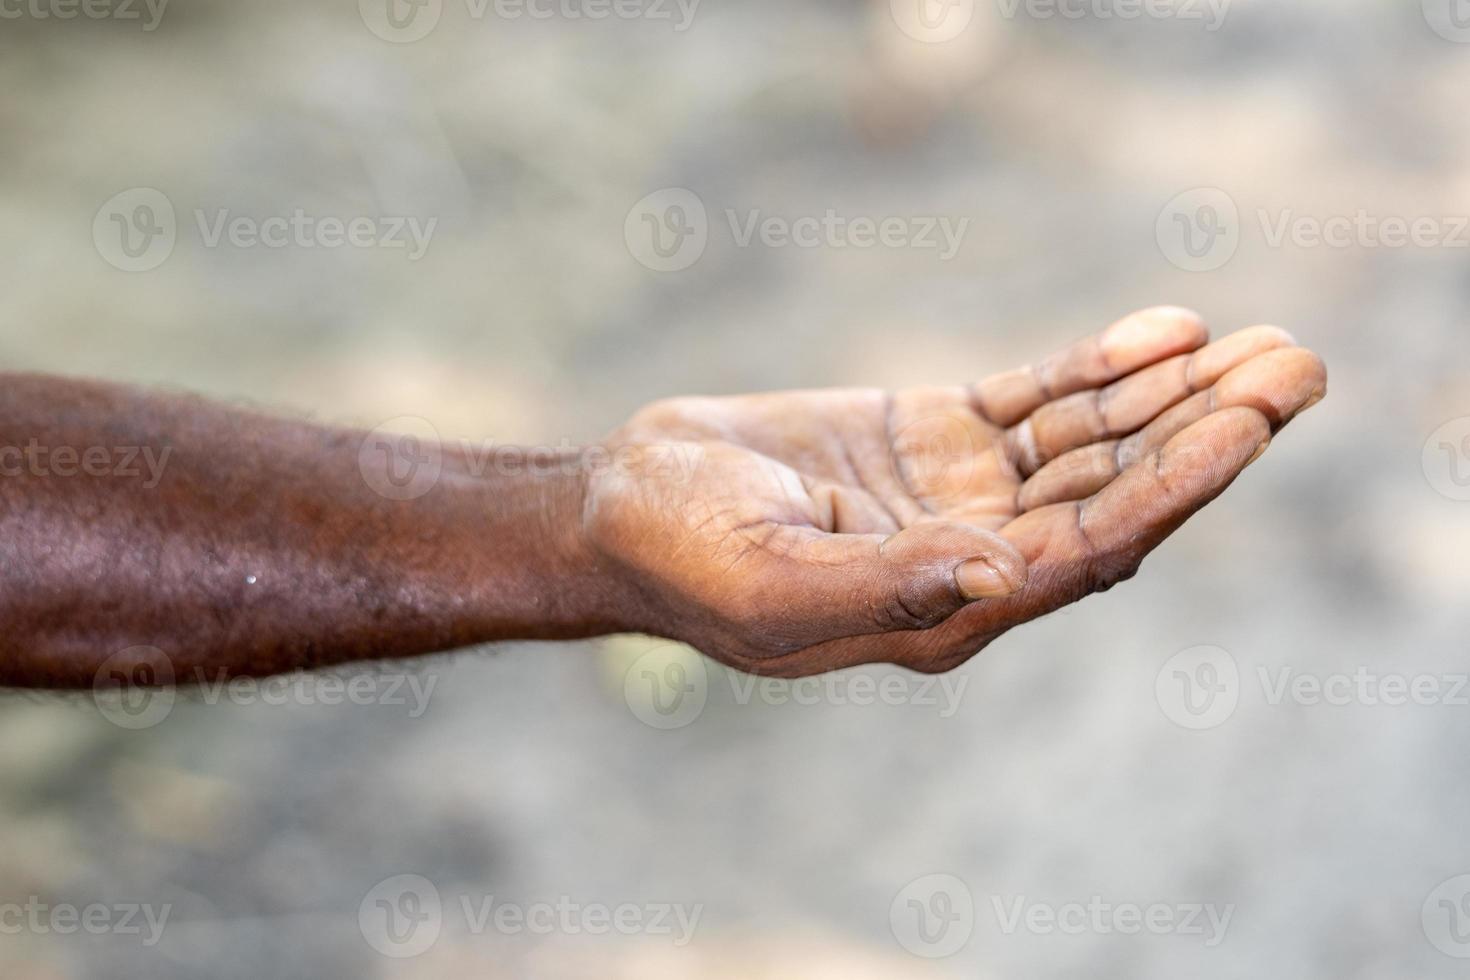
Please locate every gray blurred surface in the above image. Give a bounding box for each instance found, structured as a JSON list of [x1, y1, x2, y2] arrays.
[[3, 0, 1470, 976]]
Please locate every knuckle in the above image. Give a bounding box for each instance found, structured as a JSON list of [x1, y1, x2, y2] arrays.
[[872, 580, 957, 632], [871, 597, 929, 631], [626, 396, 705, 436], [1082, 549, 1141, 594]]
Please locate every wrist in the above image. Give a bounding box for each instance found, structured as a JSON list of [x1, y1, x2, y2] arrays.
[[440, 443, 642, 641]]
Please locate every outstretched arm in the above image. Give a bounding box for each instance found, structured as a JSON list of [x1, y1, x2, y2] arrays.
[[0, 307, 1326, 687], [0, 375, 619, 686]]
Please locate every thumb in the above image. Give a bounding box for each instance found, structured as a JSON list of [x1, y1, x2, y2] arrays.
[[748, 521, 1028, 645]]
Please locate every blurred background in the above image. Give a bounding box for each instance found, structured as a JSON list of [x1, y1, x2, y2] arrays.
[[3, 0, 1470, 976]]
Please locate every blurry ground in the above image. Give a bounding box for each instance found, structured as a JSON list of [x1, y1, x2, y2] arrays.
[[2, 0, 1470, 976]]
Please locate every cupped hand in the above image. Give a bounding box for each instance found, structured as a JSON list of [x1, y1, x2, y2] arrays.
[[585, 307, 1326, 677]]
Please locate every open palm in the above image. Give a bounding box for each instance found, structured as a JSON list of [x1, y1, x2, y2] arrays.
[[588, 307, 1325, 676]]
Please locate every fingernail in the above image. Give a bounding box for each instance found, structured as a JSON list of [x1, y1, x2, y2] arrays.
[[955, 557, 1025, 601], [1277, 385, 1325, 427], [1246, 436, 1271, 466]]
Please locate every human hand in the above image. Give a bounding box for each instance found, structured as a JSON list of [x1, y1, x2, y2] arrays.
[[584, 307, 1325, 677]]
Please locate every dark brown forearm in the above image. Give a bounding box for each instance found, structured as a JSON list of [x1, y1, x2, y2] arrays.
[[0, 373, 630, 687]]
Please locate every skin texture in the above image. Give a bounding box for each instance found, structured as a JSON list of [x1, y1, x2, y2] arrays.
[[0, 307, 1325, 687]]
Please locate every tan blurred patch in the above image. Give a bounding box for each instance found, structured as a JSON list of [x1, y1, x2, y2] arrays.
[[108, 759, 246, 848], [397, 930, 973, 980]]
